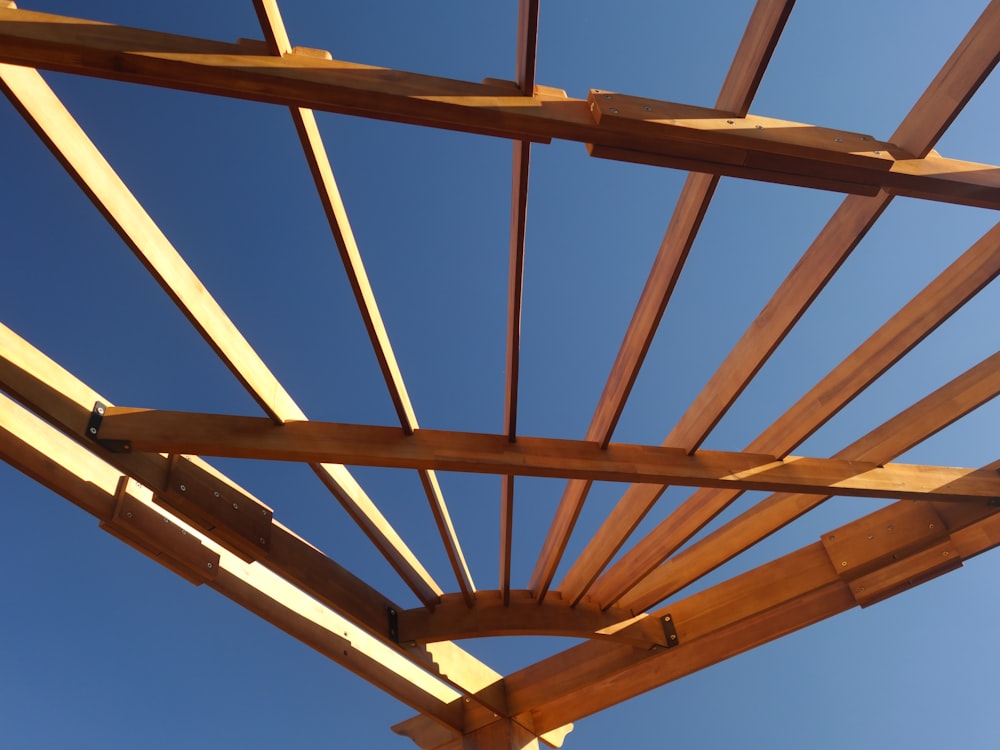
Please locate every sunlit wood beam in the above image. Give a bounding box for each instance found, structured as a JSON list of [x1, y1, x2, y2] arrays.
[[0, 8, 997, 206], [530, 0, 795, 600]]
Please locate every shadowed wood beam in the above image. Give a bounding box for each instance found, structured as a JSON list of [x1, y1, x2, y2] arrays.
[[506, 499, 1000, 734], [530, 0, 795, 598], [551, 3, 1000, 604], [252, 0, 475, 606], [0, 61, 444, 607], [501, 0, 540, 603], [95, 407, 1000, 503], [0, 321, 510, 717], [0, 394, 468, 728], [397, 590, 668, 648], [0, 9, 997, 206], [583, 218, 1000, 606], [616, 351, 1000, 611]]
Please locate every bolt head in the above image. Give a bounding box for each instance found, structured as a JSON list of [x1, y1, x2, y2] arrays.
[[96, 406, 105, 415], [179, 484, 187, 492], [232, 503, 239, 510], [841, 561, 848, 567], [88, 427, 97, 435], [609, 107, 619, 114]]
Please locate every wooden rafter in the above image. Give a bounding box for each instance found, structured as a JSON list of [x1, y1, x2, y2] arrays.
[[0, 8, 997, 207], [551, 4, 1000, 605], [529, 0, 795, 599], [0, 61, 446, 607], [251, 0, 475, 605], [92, 407, 1000, 504], [500, 0, 540, 603]]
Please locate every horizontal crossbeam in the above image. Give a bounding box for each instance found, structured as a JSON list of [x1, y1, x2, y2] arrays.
[[0, 8, 998, 208], [96, 407, 1000, 503]]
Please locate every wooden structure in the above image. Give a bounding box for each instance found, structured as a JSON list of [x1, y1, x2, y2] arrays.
[[1, 1, 998, 747]]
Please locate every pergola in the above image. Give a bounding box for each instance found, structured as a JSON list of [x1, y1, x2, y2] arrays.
[[1, 1, 998, 747]]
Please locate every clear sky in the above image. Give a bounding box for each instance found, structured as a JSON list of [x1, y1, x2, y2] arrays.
[[1, 1, 998, 748]]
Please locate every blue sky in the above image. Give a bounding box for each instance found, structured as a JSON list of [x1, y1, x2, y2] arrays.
[[1, 1, 998, 747]]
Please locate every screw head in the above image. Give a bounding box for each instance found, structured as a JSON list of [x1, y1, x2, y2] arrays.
[[213, 491, 220, 498], [726, 119, 734, 124], [835, 137, 843, 142], [259, 537, 266, 544], [663, 615, 671, 622], [669, 634, 677, 640], [841, 561, 848, 567], [206, 562, 213, 569], [609, 107, 619, 114], [96, 405, 105, 415], [232, 503, 239, 510], [179, 484, 187, 492], [603, 94, 611, 99], [874, 150, 882, 155], [125, 511, 133, 519], [89, 427, 98, 435], [642, 105, 652, 112]]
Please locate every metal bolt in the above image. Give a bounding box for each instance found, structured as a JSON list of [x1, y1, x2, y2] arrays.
[[603, 94, 611, 99], [122, 444, 131, 452], [669, 634, 677, 641], [828, 534, 836, 541], [609, 107, 619, 114], [643, 105, 652, 112], [96, 405, 105, 415], [181, 530, 187, 536], [858, 586, 866, 592], [125, 511, 133, 519], [663, 615, 671, 622], [261, 509, 269, 516], [163, 517, 169, 524], [929, 523, 935, 529], [835, 137, 843, 142], [887, 524, 894, 531], [213, 491, 220, 498], [867, 534, 874, 540], [89, 427, 98, 435], [942, 551, 950, 556], [207, 562, 213, 569], [874, 150, 881, 155], [841, 561, 848, 567], [259, 537, 266, 545], [726, 119, 734, 124], [232, 503, 239, 510], [861, 136, 869, 141], [179, 484, 187, 492]]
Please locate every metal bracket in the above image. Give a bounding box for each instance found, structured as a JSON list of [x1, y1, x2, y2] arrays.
[[387, 607, 399, 643], [660, 613, 679, 649], [86, 401, 131, 453]]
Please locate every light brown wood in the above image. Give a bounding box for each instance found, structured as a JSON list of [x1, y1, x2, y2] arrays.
[[252, 0, 475, 603], [616, 349, 1000, 612], [96, 407, 1000, 503], [0, 61, 446, 607], [529, 0, 796, 597], [582, 220, 1000, 606], [0, 9, 997, 207]]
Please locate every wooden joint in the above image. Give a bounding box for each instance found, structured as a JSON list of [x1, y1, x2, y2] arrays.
[[822, 502, 948, 581], [155, 458, 273, 563], [848, 540, 963, 607], [100, 477, 220, 585]]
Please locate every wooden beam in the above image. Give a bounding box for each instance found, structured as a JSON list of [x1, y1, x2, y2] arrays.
[[96, 407, 1000, 503], [0, 61, 444, 607], [505, 500, 1000, 734], [252, 0, 475, 606], [500, 0, 540, 602], [0, 322, 509, 716], [610, 350, 1000, 612], [548, 4, 1000, 603], [0, 9, 997, 206], [572, 217, 1000, 605], [0, 393, 467, 728], [529, 0, 795, 599]]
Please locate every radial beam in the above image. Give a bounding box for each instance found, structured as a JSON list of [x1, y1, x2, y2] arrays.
[[529, 0, 795, 599], [0, 9, 997, 206], [574, 217, 1000, 605], [94, 407, 1000, 503], [550, 1, 1000, 604], [0, 61, 444, 607], [614, 350, 1000, 612], [252, 0, 475, 605]]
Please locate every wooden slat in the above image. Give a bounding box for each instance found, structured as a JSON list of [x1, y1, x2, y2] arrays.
[[0, 61, 444, 607], [505, 500, 1000, 734], [95, 407, 1000, 503], [529, 0, 796, 599], [252, 0, 475, 607], [584, 218, 1000, 606], [552, 4, 1000, 603], [0, 394, 467, 728], [0, 321, 509, 716], [613, 350, 1000, 612], [0, 9, 997, 206], [500, 0, 540, 602]]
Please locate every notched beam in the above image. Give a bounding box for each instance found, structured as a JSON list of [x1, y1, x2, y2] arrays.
[[398, 590, 669, 649]]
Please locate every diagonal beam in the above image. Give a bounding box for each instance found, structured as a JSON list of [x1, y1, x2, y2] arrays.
[[95, 407, 1000, 503], [529, 0, 796, 599], [0, 61, 444, 606], [506, 497, 1000, 734], [584, 217, 1000, 606], [0, 393, 467, 728], [252, 0, 475, 604], [500, 0, 540, 603], [615, 350, 1000, 612], [0, 9, 997, 206], [552, 1, 1000, 604]]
